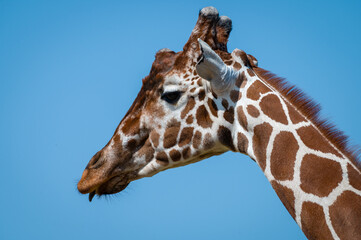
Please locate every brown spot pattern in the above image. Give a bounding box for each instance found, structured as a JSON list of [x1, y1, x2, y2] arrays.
[[224, 60, 233, 65], [252, 123, 273, 171], [222, 99, 229, 109], [297, 126, 342, 157], [179, 127, 194, 147], [300, 154, 342, 197], [212, 91, 218, 99], [237, 132, 248, 154], [234, 49, 250, 67], [301, 201, 333, 240], [113, 134, 121, 146], [271, 181, 296, 219], [224, 106, 234, 124], [182, 147, 191, 159], [247, 68, 255, 77], [237, 106, 248, 131], [246, 80, 271, 101], [230, 90, 240, 103], [193, 69, 197, 76], [286, 102, 305, 124], [260, 94, 288, 125], [156, 151, 169, 165], [347, 164, 361, 191], [126, 139, 137, 151], [181, 97, 195, 119], [247, 54, 258, 68], [246, 105, 260, 118], [163, 121, 181, 149], [121, 115, 140, 136], [193, 131, 202, 149], [150, 131, 160, 147], [207, 98, 218, 117], [218, 126, 235, 151], [270, 131, 299, 181], [198, 89, 205, 101], [233, 62, 241, 70], [186, 115, 193, 124], [196, 105, 213, 128], [137, 139, 155, 163], [235, 71, 246, 88], [169, 149, 181, 162], [330, 191, 361, 240]]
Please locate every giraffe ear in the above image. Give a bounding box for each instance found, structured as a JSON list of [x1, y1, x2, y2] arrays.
[[196, 39, 238, 95]]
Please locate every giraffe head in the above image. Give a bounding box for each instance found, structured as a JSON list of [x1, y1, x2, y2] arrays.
[[77, 7, 252, 201]]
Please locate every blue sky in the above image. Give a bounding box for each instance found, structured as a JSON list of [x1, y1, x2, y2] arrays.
[[1, 0, 360, 239]]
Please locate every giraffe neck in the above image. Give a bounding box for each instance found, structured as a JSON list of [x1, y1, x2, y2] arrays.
[[229, 67, 361, 240]]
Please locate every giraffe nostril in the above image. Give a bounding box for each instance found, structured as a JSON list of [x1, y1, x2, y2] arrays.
[[87, 151, 104, 169]]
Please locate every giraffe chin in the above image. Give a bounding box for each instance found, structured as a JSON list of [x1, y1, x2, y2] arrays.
[[88, 177, 130, 202]]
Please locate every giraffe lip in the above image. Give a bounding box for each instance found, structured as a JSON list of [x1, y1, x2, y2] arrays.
[[89, 190, 96, 202]]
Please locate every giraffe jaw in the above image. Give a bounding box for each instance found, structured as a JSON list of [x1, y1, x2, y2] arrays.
[[137, 148, 228, 178]]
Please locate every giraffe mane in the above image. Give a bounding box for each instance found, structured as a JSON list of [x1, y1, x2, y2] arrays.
[[254, 67, 361, 170]]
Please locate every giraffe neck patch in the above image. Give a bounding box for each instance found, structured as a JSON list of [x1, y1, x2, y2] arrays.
[[232, 67, 361, 239]]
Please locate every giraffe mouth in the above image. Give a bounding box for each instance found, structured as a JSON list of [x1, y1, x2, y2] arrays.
[[88, 175, 131, 202], [88, 183, 129, 202]]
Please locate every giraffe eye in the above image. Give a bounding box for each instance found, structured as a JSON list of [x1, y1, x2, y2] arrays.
[[161, 91, 182, 104]]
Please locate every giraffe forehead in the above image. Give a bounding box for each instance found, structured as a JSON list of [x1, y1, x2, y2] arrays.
[[163, 74, 186, 88], [163, 73, 207, 93]]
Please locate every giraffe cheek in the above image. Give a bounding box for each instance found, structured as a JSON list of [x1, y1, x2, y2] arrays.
[[121, 115, 141, 136], [136, 138, 155, 164], [178, 127, 194, 147], [163, 120, 181, 149], [150, 131, 160, 148], [196, 105, 213, 128]]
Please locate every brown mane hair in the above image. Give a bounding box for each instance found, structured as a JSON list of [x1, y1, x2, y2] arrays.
[[253, 67, 361, 169]]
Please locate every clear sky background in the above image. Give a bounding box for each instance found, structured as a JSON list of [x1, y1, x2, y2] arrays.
[[1, 0, 360, 239]]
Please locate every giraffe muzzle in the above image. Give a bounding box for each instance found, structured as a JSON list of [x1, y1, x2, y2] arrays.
[[78, 146, 143, 201], [78, 167, 132, 202]]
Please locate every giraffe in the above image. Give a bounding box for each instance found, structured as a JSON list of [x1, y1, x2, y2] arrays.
[[77, 7, 361, 240]]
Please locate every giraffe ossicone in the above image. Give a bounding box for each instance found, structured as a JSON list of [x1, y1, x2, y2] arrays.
[[77, 6, 361, 240], [197, 38, 239, 95]]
